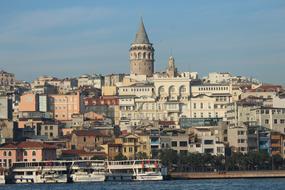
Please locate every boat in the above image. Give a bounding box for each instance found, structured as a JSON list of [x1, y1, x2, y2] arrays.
[[12, 161, 68, 184], [0, 168, 5, 184], [70, 160, 106, 182], [106, 159, 164, 181]]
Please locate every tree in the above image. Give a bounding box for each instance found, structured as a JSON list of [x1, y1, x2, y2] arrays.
[[159, 149, 178, 171], [114, 152, 128, 160], [91, 154, 106, 160]]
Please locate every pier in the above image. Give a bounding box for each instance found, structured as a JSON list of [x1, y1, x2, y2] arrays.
[[170, 170, 285, 179]]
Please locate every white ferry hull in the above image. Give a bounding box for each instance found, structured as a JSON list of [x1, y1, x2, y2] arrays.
[[14, 174, 67, 184], [135, 174, 163, 181], [72, 174, 105, 182], [40, 174, 67, 183]]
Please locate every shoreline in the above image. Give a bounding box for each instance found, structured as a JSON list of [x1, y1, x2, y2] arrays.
[[170, 170, 285, 179]]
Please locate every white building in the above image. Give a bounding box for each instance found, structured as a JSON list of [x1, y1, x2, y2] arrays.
[[204, 72, 232, 84], [78, 74, 103, 89]]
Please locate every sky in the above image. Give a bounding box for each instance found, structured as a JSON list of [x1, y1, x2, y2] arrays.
[[0, 0, 285, 84]]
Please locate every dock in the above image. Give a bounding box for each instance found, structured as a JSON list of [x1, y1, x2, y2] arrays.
[[170, 170, 285, 179]]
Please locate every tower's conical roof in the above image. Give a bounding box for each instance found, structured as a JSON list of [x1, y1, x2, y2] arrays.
[[133, 18, 150, 44]]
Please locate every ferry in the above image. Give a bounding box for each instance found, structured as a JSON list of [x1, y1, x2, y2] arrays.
[[106, 159, 164, 181], [70, 160, 106, 182], [11, 161, 68, 184], [0, 168, 5, 184]]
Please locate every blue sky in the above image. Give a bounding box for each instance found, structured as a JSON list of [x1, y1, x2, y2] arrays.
[[0, 0, 285, 84]]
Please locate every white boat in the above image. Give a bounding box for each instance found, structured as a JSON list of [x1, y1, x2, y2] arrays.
[[70, 160, 106, 182], [106, 159, 164, 181], [12, 161, 68, 184], [0, 168, 5, 184]]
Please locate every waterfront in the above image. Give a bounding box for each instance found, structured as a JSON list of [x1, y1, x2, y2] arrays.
[[1, 179, 285, 190]]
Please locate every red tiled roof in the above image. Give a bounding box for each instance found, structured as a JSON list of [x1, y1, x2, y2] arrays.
[[159, 120, 175, 125], [0, 143, 17, 149], [17, 141, 56, 149], [0, 141, 56, 149], [247, 85, 283, 92]]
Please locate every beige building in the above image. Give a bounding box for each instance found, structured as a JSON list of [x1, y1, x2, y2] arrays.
[[115, 133, 151, 159], [227, 126, 248, 154], [49, 92, 83, 121], [0, 70, 15, 87]]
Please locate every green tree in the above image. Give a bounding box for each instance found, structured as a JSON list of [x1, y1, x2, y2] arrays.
[[114, 152, 128, 160], [159, 149, 178, 171]]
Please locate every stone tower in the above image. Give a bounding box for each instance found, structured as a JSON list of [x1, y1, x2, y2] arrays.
[[166, 56, 177, 78], [129, 18, 154, 77]]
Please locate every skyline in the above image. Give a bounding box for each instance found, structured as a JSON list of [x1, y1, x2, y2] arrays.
[[0, 0, 285, 84]]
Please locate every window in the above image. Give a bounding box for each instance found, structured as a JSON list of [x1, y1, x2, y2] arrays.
[[171, 141, 177, 147], [193, 103, 196, 109], [32, 151, 36, 156], [129, 147, 133, 152], [238, 131, 245, 135], [49, 126, 53, 130], [3, 151, 6, 156], [265, 119, 269, 124], [24, 151, 28, 156], [179, 141, 188, 147], [281, 119, 285, 124], [204, 140, 214, 145], [8, 151, 11, 156], [200, 103, 203, 109], [274, 119, 278, 124], [238, 139, 245, 143], [83, 137, 86, 142]]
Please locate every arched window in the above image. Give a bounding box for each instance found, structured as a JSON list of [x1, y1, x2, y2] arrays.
[[24, 150, 28, 156], [143, 52, 146, 59], [134, 52, 137, 59], [169, 85, 175, 96], [8, 151, 12, 156], [158, 86, 165, 96], [148, 53, 151, 59], [138, 52, 142, 59], [3, 151, 7, 156], [179, 85, 186, 95], [32, 151, 36, 156]]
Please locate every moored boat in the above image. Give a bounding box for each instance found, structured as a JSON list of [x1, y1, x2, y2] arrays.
[[12, 161, 68, 184], [70, 160, 106, 182], [106, 159, 164, 181]]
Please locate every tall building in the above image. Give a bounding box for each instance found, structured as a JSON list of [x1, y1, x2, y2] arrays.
[[0, 96, 13, 120], [166, 56, 177, 78], [129, 18, 154, 77]]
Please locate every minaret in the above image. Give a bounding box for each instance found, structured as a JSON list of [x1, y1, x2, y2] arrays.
[[129, 18, 154, 77], [166, 56, 177, 77]]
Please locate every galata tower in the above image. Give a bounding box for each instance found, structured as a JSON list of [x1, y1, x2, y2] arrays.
[[129, 18, 154, 77]]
